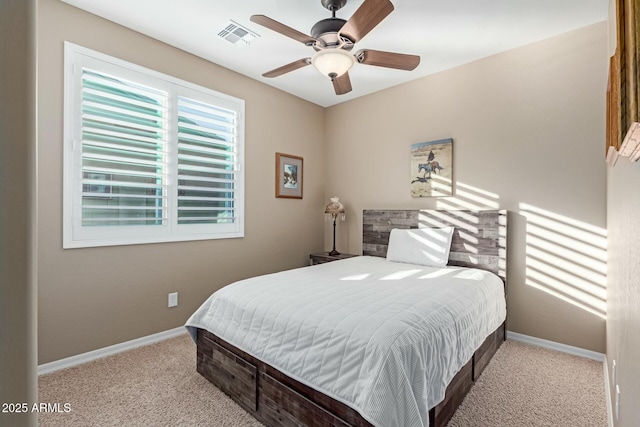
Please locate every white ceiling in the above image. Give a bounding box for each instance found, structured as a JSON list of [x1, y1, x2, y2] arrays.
[[60, 0, 609, 107]]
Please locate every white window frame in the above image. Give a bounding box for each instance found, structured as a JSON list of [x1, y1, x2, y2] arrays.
[[63, 42, 244, 248]]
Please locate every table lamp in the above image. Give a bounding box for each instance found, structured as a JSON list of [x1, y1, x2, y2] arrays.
[[324, 197, 345, 256]]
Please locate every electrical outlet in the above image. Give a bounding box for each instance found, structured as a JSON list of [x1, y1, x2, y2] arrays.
[[615, 385, 620, 420], [168, 292, 178, 308]]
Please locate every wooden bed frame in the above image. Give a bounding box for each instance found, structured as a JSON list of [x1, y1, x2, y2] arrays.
[[195, 209, 507, 427]]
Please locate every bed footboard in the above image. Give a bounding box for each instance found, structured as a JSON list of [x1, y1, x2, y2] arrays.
[[197, 329, 372, 427], [430, 322, 506, 427], [196, 322, 505, 427]]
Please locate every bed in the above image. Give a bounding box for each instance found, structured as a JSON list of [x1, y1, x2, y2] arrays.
[[186, 209, 507, 427]]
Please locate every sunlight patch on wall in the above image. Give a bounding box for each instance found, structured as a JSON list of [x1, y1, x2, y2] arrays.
[[430, 175, 452, 195], [520, 203, 607, 319], [436, 182, 500, 211]]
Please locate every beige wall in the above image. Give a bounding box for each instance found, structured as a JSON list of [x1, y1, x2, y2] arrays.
[[607, 158, 640, 426], [0, 0, 38, 425], [605, 1, 640, 425], [325, 23, 608, 353], [37, 0, 326, 363], [35, 0, 610, 364]]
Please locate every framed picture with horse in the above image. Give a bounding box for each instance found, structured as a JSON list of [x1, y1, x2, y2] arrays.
[[410, 138, 453, 197], [276, 152, 303, 199]]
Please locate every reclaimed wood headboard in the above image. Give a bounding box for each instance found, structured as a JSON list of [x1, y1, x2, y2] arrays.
[[362, 209, 507, 283]]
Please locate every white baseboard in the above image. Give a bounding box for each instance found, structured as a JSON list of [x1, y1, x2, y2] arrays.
[[38, 326, 188, 375], [506, 331, 605, 362], [603, 355, 614, 427]]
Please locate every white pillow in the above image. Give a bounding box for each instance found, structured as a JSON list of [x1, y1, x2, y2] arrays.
[[386, 227, 455, 267]]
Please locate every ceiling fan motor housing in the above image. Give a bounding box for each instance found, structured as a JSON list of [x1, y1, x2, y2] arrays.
[[314, 0, 353, 48], [321, 0, 347, 12], [311, 17, 348, 41]]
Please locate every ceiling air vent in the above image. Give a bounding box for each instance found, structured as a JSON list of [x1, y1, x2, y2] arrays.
[[218, 20, 260, 45]]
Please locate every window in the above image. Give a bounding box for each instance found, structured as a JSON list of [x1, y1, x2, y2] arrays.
[[63, 43, 244, 248]]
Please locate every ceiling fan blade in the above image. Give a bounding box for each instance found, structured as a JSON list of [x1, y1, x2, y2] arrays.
[[339, 0, 394, 43], [332, 72, 352, 95], [262, 58, 311, 78], [357, 49, 420, 71], [250, 15, 316, 46]]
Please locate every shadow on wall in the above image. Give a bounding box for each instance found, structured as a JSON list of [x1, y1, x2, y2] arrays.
[[434, 180, 500, 210], [432, 182, 607, 322], [519, 203, 607, 319]]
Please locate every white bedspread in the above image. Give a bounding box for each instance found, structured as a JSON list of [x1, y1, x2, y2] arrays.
[[185, 256, 506, 427]]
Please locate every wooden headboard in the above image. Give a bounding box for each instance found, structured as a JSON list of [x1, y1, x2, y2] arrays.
[[363, 210, 507, 283]]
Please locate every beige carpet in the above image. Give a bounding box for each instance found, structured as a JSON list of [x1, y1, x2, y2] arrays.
[[39, 334, 606, 427], [446, 340, 606, 427]]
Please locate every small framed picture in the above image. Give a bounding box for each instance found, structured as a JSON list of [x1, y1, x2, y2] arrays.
[[275, 152, 303, 199]]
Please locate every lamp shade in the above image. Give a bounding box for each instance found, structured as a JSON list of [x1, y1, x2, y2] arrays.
[[312, 49, 355, 79], [324, 197, 345, 215]]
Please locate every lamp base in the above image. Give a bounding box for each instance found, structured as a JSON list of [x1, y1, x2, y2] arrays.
[[328, 249, 340, 256]]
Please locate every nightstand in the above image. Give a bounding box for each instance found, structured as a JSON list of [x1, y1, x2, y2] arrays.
[[309, 252, 358, 265]]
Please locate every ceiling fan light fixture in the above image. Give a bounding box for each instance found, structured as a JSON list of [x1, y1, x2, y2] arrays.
[[311, 49, 355, 79]]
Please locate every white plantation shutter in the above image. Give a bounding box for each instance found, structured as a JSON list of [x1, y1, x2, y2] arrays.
[[176, 96, 238, 226], [64, 43, 244, 248], [80, 69, 168, 227]]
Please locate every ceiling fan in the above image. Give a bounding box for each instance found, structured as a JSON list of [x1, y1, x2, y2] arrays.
[[250, 0, 420, 95]]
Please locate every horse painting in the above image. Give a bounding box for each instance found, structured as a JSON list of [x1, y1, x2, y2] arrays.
[[418, 162, 432, 176], [410, 138, 453, 197], [413, 163, 434, 184], [429, 161, 443, 174]]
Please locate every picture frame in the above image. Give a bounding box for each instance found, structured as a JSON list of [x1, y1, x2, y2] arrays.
[[275, 152, 303, 199], [410, 138, 453, 197], [607, 0, 640, 156]]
